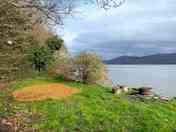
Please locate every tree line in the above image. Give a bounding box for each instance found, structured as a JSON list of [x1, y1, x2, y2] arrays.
[[0, 0, 123, 82]]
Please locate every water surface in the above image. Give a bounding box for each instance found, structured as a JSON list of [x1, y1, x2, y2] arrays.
[[108, 65, 176, 97]]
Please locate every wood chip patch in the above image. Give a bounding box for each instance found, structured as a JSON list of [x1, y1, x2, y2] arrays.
[[13, 83, 80, 102]]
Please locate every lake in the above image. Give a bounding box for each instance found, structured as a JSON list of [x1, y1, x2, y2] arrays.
[[108, 65, 176, 97]]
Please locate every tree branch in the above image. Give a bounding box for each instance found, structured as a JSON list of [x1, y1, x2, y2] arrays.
[[10, 0, 125, 26]]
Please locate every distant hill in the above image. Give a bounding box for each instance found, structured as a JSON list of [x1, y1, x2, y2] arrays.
[[104, 53, 176, 64]]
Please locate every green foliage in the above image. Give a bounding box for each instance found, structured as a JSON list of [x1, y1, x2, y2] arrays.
[[73, 52, 108, 84], [1, 77, 176, 131], [46, 36, 64, 52], [27, 46, 54, 72]]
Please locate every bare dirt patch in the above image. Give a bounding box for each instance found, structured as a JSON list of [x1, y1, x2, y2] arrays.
[[13, 83, 80, 102]]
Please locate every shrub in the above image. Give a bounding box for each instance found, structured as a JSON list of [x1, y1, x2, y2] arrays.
[[27, 45, 54, 72], [73, 52, 108, 84], [53, 56, 75, 80], [46, 36, 64, 52], [55, 52, 108, 84]]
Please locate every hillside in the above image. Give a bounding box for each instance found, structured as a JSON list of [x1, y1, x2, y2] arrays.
[[0, 77, 176, 131], [104, 53, 176, 64]]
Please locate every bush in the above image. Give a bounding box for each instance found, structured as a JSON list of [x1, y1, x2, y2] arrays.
[[55, 52, 108, 84], [46, 36, 64, 52], [27, 45, 54, 72], [52, 55, 75, 80], [73, 52, 108, 84]]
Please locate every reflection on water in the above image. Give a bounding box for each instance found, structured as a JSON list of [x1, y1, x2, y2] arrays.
[[108, 65, 176, 97]]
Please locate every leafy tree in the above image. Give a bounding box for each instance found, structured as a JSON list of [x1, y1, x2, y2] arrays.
[[27, 46, 54, 72], [55, 52, 108, 84], [73, 52, 108, 84], [46, 36, 64, 52]]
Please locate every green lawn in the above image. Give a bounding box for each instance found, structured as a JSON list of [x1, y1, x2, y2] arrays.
[[1, 77, 176, 132]]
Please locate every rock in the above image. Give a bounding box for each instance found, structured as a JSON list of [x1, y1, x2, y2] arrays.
[[112, 86, 122, 95], [112, 84, 129, 95], [138, 87, 153, 96], [7, 40, 13, 45], [1, 119, 7, 124], [113, 88, 122, 95], [0, 124, 12, 132], [0, 119, 13, 132], [160, 96, 170, 101], [153, 96, 159, 99], [119, 85, 129, 92]]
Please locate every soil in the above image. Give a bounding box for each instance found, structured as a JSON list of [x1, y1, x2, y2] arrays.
[[13, 83, 80, 102]]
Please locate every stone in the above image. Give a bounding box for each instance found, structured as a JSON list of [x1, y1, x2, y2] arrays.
[[0, 120, 13, 132], [7, 40, 13, 45], [112, 86, 122, 95], [153, 96, 159, 99], [138, 87, 153, 96], [160, 96, 170, 101], [119, 85, 129, 92]]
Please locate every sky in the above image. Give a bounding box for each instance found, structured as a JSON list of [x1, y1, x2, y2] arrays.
[[59, 0, 176, 60]]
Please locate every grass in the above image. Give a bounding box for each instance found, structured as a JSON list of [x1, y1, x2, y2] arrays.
[[1, 76, 176, 132]]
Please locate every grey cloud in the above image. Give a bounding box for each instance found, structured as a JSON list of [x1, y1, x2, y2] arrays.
[[62, 0, 176, 59]]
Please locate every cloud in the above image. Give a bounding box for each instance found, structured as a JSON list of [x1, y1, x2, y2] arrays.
[[61, 0, 176, 59]]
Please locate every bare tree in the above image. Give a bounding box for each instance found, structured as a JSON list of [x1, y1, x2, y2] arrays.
[[10, 0, 73, 25], [97, 0, 125, 9], [10, 0, 125, 26]]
